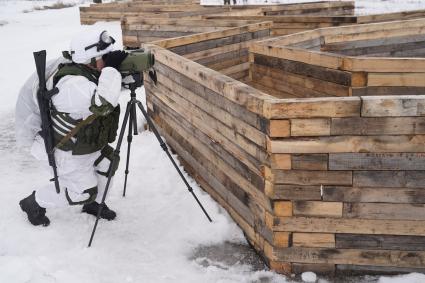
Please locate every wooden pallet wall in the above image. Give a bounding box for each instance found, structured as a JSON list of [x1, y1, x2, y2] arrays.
[[262, 94, 425, 275], [153, 22, 272, 80], [80, 4, 230, 25], [242, 18, 425, 275], [249, 18, 425, 98], [121, 17, 264, 48], [142, 18, 425, 275], [206, 7, 425, 36]]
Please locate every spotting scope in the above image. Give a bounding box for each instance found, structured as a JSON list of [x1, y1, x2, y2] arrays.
[[119, 49, 155, 75]]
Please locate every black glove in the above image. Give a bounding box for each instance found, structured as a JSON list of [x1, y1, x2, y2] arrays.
[[103, 50, 128, 70]]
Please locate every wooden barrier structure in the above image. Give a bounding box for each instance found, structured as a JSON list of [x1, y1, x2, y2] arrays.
[[142, 18, 425, 275], [121, 17, 266, 48], [80, 0, 354, 31], [79, 0, 425, 276], [206, 6, 425, 36]]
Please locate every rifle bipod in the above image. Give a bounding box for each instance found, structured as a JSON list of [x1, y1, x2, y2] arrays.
[[88, 73, 213, 247]]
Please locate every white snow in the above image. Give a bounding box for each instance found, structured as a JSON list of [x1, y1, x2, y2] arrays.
[[1, 1, 425, 283], [302, 272, 317, 282], [378, 273, 425, 283]]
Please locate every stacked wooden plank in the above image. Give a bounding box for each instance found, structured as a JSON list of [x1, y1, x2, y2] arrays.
[[151, 21, 272, 79], [243, 18, 425, 275], [80, 1, 357, 38], [250, 18, 425, 98], [80, 2, 230, 25], [121, 17, 265, 48], [205, 4, 425, 36]]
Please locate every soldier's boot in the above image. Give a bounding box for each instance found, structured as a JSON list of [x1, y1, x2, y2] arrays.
[[19, 191, 50, 227]]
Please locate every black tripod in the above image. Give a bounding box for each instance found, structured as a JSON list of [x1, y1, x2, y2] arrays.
[[88, 72, 213, 247]]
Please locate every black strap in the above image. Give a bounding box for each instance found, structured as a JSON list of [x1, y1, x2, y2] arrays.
[[65, 187, 98, 206]]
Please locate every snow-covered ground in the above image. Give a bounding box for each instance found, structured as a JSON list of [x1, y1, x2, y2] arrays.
[[1, 1, 425, 283]]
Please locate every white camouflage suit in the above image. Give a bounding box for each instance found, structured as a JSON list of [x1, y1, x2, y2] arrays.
[[15, 29, 122, 208]]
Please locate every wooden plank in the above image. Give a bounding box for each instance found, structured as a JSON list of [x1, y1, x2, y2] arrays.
[[251, 71, 330, 98], [267, 135, 425, 154], [247, 80, 299, 99], [171, 29, 269, 56], [321, 33, 425, 52], [336, 264, 425, 276], [269, 185, 322, 201], [323, 186, 425, 204], [291, 154, 328, 170], [352, 86, 425, 96], [291, 118, 331, 136], [336, 234, 425, 251], [267, 97, 361, 119], [252, 64, 350, 97], [220, 62, 250, 76], [252, 44, 343, 70], [270, 154, 291, 170], [274, 216, 425, 236], [293, 201, 343, 218], [271, 170, 352, 186], [331, 117, 425, 135], [325, 38, 425, 57], [293, 233, 335, 248], [154, 22, 272, 48], [197, 49, 249, 66], [273, 232, 291, 248], [357, 9, 425, 24], [366, 47, 425, 58], [361, 95, 425, 117], [253, 53, 353, 86], [292, 263, 335, 275], [129, 24, 222, 33], [271, 247, 425, 268], [368, 73, 425, 87], [207, 56, 249, 72], [268, 120, 290, 138], [353, 171, 425, 188], [323, 25, 425, 45], [184, 40, 252, 60], [344, 57, 425, 73], [329, 153, 425, 170], [344, 203, 425, 220], [124, 17, 258, 27], [273, 201, 293, 217]]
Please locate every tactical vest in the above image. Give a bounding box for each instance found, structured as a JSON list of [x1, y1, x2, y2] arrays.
[[51, 63, 120, 155]]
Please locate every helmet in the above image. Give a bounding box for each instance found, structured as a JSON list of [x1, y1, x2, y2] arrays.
[[70, 28, 116, 64]]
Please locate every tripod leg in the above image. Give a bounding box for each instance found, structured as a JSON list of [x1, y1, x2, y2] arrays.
[[88, 101, 132, 247], [131, 102, 138, 136], [123, 102, 135, 197], [136, 101, 212, 222]]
